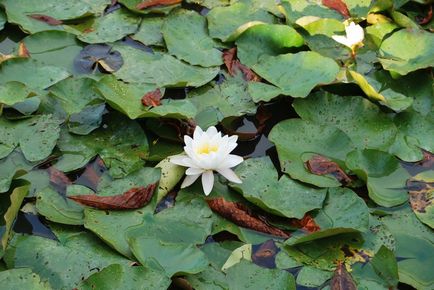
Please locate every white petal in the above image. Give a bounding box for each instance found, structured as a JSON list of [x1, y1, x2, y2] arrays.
[[219, 155, 244, 169], [331, 35, 351, 48], [186, 167, 204, 175], [184, 135, 193, 147], [170, 155, 191, 167], [181, 173, 201, 188], [217, 168, 242, 184], [201, 170, 214, 196], [193, 126, 204, 140], [206, 126, 218, 137]]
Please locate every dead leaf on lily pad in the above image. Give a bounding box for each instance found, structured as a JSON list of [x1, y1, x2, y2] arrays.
[[223, 48, 261, 82], [306, 154, 352, 185], [18, 42, 30, 58], [407, 179, 433, 214], [322, 0, 350, 18], [289, 214, 321, 233], [136, 0, 182, 10], [68, 183, 157, 210], [47, 166, 72, 195], [330, 262, 357, 290], [28, 14, 63, 25], [141, 88, 162, 107], [206, 197, 290, 238]]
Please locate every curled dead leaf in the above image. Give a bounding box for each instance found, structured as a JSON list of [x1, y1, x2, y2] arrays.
[[306, 155, 352, 185], [223, 48, 261, 82], [330, 262, 357, 290], [68, 183, 157, 210], [28, 14, 63, 25], [141, 88, 163, 107], [136, 0, 182, 10], [407, 179, 433, 213], [206, 197, 290, 238], [322, 0, 350, 18], [289, 214, 321, 233], [18, 42, 30, 58], [47, 167, 72, 195]]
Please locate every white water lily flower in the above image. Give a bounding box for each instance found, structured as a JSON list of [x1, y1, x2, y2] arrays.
[[170, 126, 243, 195], [332, 22, 364, 51]]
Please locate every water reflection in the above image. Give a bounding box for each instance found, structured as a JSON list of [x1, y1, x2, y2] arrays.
[[13, 212, 57, 240]]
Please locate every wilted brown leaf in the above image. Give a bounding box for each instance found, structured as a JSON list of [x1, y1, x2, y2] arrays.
[[206, 197, 290, 238], [141, 88, 162, 107], [47, 167, 72, 195], [322, 0, 350, 18], [68, 183, 157, 210], [252, 240, 279, 268], [136, 0, 182, 10], [330, 262, 357, 290], [222, 48, 261, 82], [18, 42, 30, 58], [416, 4, 433, 25], [306, 155, 352, 185], [28, 14, 63, 25], [407, 179, 433, 213], [289, 214, 321, 233]]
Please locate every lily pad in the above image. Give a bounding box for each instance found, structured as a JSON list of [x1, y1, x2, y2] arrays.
[[0, 268, 52, 290], [66, 8, 141, 44], [55, 113, 148, 177], [113, 45, 219, 87], [0, 150, 33, 193], [293, 91, 398, 151], [252, 52, 340, 98], [132, 16, 165, 47], [269, 119, 355, 187], [230, 157, 327, 219], [379, 28, 434, 75], [0, 81, 33, 106], [4, 229, 130, 289], [206, 2, 276, 42], [162, 9, 222, 67], [236, 24, 304, 67]]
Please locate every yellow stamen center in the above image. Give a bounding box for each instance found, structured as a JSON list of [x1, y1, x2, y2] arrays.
[[197, 143, 218, 154]]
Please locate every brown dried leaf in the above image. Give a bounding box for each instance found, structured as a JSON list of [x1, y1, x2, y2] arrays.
[[141, 88, 162, 107], [136, 0, 182, 10], [68, 183, 157, 210], [289, 214, 321, 233], [407, 179, 434, 213], [330, 262, 357, 290], [416, 4, 433, 25], [306, 155, 352, 185], [252, 240, 279, 268], [322, 0, 350, 18], [206, 197, 290, 238], [222, 48, 261, 82], [28, 14, 63, 25], [47, 167, 72, 195], [18, 42, 30, 58]]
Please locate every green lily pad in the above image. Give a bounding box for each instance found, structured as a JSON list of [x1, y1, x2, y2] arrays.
[[22, 31, 83, 73], [66, 8, 141, 44], [0, 115, 61, 162], [162, 9, 222, 67], [370, 246, 399, 289], [236, 24, 304, 67], [0, 82, 33, 106], [78, 264, 171, 290], [4, 228, 130, 289], [225, 260, 296, 290], [113, 45, 219, 87], [2, 0, 110, 33], [0, 150, 33, 193], [299, 18, 344, 37], [379, 28, 434, 75], [296, 266, 333, 288], [132, 16, 165, 47], [230, 157, 327, 219], [0, 59, 70, 90], [0, 11, 6, 31], [346, 149, 410, 207], [293, 91, 398, 151], [0, 268, 52, 290], [380, 206, 434, 290], [206, 2, 276, 42], [118, 0, 180, 15], [252, 52, 340, 98], [280, 0, 344, 23], [188, 72, 256, 124], [55, 113, 148, 177], [286, 187, 370, 245], [269, 119, 355, 187], [68, 103, 106, 135]]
